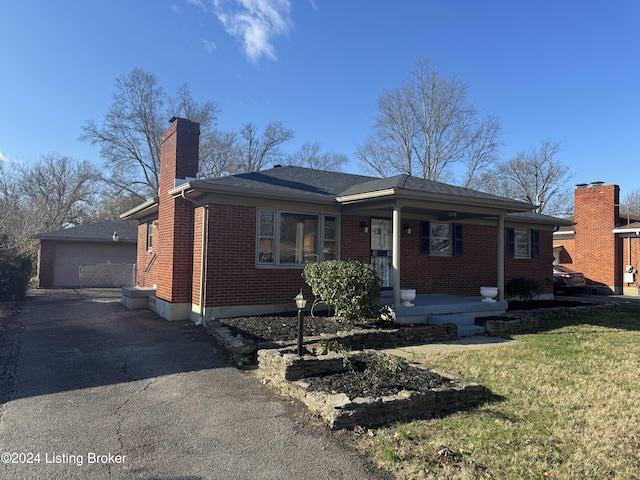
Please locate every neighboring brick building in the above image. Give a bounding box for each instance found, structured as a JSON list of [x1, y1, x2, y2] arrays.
[[554, 183, 640, 295], [121, 117, 572, 321]]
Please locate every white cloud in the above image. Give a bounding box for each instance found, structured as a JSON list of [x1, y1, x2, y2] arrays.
[[0, 150, 7, 162], [202, 38, 217, 53], [211, 0, 291, 62]]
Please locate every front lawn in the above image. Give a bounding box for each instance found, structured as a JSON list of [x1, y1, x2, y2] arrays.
[[358, 305, 640, 479]]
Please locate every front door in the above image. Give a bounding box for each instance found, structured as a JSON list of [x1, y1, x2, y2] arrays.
[[370, 218, 393, 288]]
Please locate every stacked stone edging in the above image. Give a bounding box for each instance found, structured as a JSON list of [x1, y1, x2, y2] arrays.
[[485, 303, 619, 337], [257, 348, 488, 429], [207, 320, 457, 366]]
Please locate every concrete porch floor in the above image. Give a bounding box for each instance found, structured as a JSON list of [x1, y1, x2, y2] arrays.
[[381, 293, 508, 336]]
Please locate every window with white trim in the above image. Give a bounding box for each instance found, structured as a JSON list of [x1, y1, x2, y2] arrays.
[[146, 221, 154, 251], [258, 209, 338, 266]]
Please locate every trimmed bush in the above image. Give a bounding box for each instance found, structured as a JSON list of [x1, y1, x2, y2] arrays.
[[0, 234, 32, 301], [303, 260, 381, 322], [506, 277, 540, 301]]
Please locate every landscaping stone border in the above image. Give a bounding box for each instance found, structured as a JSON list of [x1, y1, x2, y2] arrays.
[[484, 303, 620, 337], [206, 320, 457, 366], [257, 347, 488, 429]]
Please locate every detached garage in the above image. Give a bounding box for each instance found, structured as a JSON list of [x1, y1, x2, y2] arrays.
[[34, 220, 137, 288]]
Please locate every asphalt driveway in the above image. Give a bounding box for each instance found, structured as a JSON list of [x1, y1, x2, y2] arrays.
[[0, 289, 388, 480]]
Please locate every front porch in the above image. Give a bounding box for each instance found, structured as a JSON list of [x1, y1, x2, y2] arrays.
[[383, 293, 508, 337]]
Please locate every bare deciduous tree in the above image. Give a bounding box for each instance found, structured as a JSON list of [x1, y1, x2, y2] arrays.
[[479, 140, 573, 216], [621, 189, 640, 220], [285, 142, 348, 171], [80, 69, 220, 198], [0, 154, 101, 255], [235, 121, 294, 173], [356, 57, 502, 186], [22, 153, 102, 232]]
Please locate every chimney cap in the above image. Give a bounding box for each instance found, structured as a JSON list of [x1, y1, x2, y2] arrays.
[[575, 183, 589, 188], [591, 181, 605, 186]]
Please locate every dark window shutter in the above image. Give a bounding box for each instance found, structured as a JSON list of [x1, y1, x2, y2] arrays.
[[532, 230, 540, 258], [420, 221, 430, 254], [454, 224, 463, 255], [507, 228, 515, 257]]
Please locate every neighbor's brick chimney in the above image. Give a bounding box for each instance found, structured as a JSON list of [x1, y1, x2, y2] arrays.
[[574, 183, 622, 293], [155, 117, 200, 308]]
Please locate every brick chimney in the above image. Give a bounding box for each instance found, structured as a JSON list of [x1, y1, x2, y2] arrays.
[[574, 183, 622, 293], [155, 117, 200, 320]]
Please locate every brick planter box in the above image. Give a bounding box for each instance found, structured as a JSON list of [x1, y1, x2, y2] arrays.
[[257, 348, 488, 429]]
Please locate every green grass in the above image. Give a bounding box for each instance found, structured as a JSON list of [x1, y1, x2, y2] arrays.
[[359, 305, 640, 479]]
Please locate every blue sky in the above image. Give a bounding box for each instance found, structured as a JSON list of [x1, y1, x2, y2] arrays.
[[1, 0, 639, 200]]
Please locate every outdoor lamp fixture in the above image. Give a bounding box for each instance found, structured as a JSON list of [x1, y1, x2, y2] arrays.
[[112, 231, 119, 241], [360, 221, 369, 233], [403, 223, 412, 235], [294, 289, 307, 356]]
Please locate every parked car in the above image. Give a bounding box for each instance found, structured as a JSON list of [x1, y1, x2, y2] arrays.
[[553, 265, 587, 293]]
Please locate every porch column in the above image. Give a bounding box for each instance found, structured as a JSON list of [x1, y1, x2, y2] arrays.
[[497, 215, 505, 301], [392, 206, 401, 306]]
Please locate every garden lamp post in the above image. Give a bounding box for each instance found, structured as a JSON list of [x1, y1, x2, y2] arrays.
[[294, 289, 307, 356]]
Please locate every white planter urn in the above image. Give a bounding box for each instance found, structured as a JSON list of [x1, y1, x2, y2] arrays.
[[480, 286, 498, 303], [399, 289, 416, 307]]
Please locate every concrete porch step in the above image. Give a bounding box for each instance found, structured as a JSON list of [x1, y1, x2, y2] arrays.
[[457, 325, 486, 337], [429, 314, 476, 326], [429, 314, 485, 337]]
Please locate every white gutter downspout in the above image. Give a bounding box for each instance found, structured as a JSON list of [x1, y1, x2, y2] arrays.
[[392, 206, 401, 306]]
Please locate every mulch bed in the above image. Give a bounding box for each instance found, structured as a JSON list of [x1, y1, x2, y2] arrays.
[[218, 299, 592, 344], [302, 352, 454, 398]]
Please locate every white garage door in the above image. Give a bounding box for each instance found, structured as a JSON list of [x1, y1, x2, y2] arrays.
[[53, 243, 136, 288]]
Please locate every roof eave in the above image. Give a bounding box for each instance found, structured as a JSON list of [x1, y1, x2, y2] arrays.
[[170, 181, 338, 206], [120, 198, 159, 220], [337, 188, 534, 212]]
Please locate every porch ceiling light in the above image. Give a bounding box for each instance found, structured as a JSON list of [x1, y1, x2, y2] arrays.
[[112, 231, 119, 241], [360, 221, 369, 233]]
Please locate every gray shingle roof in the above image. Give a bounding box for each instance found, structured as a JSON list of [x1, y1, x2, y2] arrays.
[[192, 166, 534, 209], [34, 220, 137, 243], [192, 166, 373, 200]]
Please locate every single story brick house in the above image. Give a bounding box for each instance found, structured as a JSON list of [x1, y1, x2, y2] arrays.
[[34, 220, 137, 288], [121, 117, 571, 322], [553, 183, 640, 295]]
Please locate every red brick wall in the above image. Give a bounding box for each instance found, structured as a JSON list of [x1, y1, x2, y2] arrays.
[[204, 204, 311, 306], [136, 222, 158, 287], [573, 185, 621, 290], [37, 240, 55, 288], [399, 221, 553, 296], [192, 207, 204, 307], [340, 215, 371, 264], [556, 238, 576, 265], [202, 212, 553, 306], [155, 118, 199, 304]]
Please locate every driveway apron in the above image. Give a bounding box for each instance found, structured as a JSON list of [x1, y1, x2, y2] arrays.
[[0, 289, 387, 480]]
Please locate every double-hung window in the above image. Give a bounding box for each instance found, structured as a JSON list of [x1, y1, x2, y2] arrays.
[[507, 228, 540, 259], [258, 209, 338, 266], [420, 221, 463, 256], [146, 220, 154, 251]]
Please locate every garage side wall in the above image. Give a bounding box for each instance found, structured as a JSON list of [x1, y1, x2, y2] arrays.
[[37, 240, 55, 288]]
